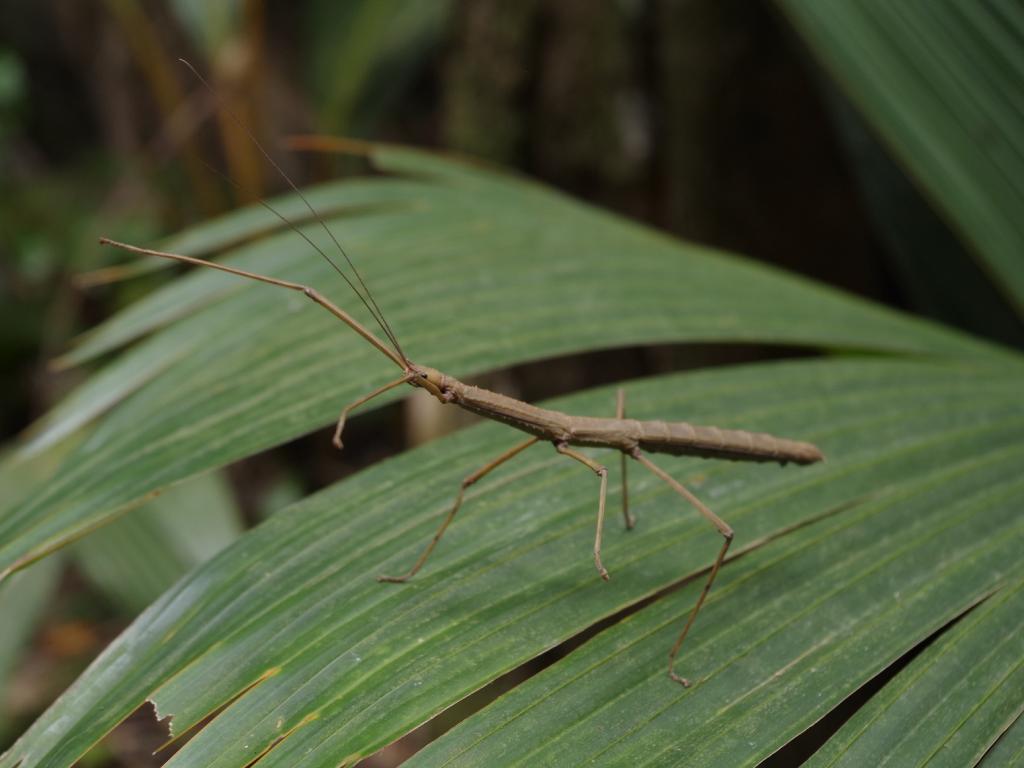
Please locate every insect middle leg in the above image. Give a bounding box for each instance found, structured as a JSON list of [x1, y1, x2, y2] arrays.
[[630, 450, 733, 687], [616, 389, 636, 530], [378, 436, 540, 583], [554, 442, 611, 581]]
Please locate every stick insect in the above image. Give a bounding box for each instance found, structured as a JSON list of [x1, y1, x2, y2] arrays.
[[99, 64, 823, 686]]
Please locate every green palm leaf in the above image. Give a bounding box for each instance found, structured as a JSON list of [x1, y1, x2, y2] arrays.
[[775, 0, 1024, 318], [2, 147, 1021, 766], [805, 575, 1024, 767]]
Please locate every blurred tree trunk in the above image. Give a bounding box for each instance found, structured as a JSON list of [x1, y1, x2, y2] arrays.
[[442, 0, 540, 165], [653, 0, 892, 300], [653, 0, 733, 243], [443, 0, 646, 210]]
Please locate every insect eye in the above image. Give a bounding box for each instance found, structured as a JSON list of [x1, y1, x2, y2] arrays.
[[420, 373, 428, 379]]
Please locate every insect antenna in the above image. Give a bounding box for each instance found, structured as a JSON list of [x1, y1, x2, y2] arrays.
[[179, 58, 408, 365], [200, 160, 406, 360]]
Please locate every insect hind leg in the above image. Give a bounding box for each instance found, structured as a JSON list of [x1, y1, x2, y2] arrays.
[[630, 449, 733, 687]]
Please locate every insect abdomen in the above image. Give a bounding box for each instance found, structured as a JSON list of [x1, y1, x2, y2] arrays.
[[636, 420, 823, 464]]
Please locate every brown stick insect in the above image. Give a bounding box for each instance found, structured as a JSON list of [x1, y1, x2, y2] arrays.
[[99, 63, 823, 686]]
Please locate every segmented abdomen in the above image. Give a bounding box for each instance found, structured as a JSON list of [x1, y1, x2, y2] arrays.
[[636, 420, 823, 464]]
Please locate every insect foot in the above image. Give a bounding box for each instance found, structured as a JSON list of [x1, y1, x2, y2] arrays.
[[669, 669, 691, 688]]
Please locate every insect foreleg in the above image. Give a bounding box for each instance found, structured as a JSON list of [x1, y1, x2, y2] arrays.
[[555, 442, 611, 581], [378, 436, 540, 584], [631, 450, 733, 687], [98, 238, 406, 370], [332, 374, 413, 449]]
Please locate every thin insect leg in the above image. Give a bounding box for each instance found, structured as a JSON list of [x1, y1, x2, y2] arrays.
[[97, 239, 406, 370], [616, 389, 635, 530], [333, 374, 413, 449], [554, 443, 611, 581], [378, 437, 540, 583], [178, 59, 407, 363], [631, 450, 733, 687]]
